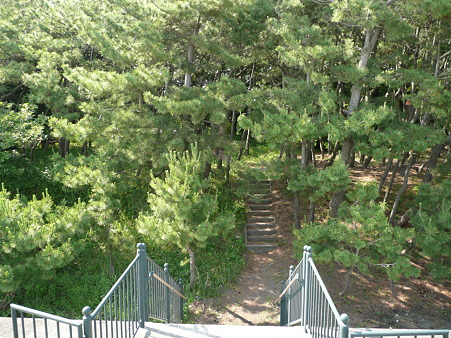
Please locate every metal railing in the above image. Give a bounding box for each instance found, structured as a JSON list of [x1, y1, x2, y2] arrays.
[[10, 243, 185, 338], [350, 329, 450, 338], [279, 245, 350, 338], [147, 258, 184, 323], [82, 253, 141, 338], [279, 246, 450, 338], [10, 304, 83, 338]]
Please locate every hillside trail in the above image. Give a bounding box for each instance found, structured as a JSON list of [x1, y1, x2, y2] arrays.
[[190, 171, 451, 329], [190, 180, 298, 326]]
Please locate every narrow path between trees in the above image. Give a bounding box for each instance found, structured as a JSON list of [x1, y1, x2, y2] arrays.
[[190, 180, 297, 325]]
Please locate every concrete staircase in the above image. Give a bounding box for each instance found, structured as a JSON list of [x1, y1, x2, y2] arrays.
[[245, 180, 277, 253]]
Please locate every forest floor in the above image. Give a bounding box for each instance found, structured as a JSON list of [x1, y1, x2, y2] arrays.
[[189, 168, 451, 329]]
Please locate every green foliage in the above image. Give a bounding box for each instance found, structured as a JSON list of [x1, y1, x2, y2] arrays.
[[294, 184, 420, 282], [411, 181, 451, 279], [288, 159, 351, 203], [0, 150, 85, 204], [0, 187, 93, 308], [138, 144, 236, 287], [0, 103, 46, 150], [138, 144, 235, 251]]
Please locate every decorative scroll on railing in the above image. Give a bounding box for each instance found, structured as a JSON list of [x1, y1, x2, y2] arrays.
[[10, 243, 185, 338]]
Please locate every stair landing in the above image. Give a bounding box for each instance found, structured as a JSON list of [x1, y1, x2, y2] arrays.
[[0, 317, 308, 338], [136, 322, 308, 338]]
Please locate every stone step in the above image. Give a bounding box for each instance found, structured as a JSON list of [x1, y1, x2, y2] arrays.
[[249, 193, 271, 198], [247, 216, 275, 223], [248, 210, 273, 216], [249, 187, 271, 193], [250, 180, 271, 185], [248, 204, 272, 210], [248, 197, 272, 204], [247, 235, 277, 242], [247, 223, 276, 230], [248, 229, 276, 235], [245, 243, 278, 253]]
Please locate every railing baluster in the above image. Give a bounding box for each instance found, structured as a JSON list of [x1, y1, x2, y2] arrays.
[[108, 298, 113, 338], [32, 315, 37, 338], [115, 289, 119, 336], [11, 307, 19, 338], [21, 311, 25, 337]]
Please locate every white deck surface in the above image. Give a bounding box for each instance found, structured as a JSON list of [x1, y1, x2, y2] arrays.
[[0, 317, 308, 338], [136, 323, 308, 338]]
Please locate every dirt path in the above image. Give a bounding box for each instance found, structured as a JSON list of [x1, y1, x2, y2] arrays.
[[190, 177, 450, 329], [190, 181, 297, 326]]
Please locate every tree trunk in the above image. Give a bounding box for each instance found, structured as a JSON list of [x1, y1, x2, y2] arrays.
[[186, 243, 196, 290], [384, 158, 401, 203], [245, 129, 251, 155], [311, 147, 317, 168], [328, 136, 333, 155], [326, 141, 340, 167], [422, 135, 451, 184], [319, 137, 325, 159], [293, 149, 302, 229], [58, 137, 70, 157], [184, 16, 201, 89], [81, 141, 89, 156], [378, 157, 393, 192], [329, 137, 353, 218], [360, 153, 365, 164], [362, 156, 373, 169], [237, 129, 247, 160], [397, 135, 451, 227], [388, 154, 417, 224], [230, 111, 238, 139], [308, 200, 315, 223], [301, 139, 308, 167], [293, 191, 301, 229], [329, 28, 382, 217], [349, 150, 356, 168], [204, 161, 212, 179]]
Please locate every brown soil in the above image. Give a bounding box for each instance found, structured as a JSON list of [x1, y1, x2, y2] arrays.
[[190, 171, 451, 329]]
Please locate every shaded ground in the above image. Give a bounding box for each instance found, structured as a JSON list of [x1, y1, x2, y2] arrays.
[[190, 174, 451, 329]]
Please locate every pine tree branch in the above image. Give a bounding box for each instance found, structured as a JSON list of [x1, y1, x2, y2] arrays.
[[0, 84, 25, 101]]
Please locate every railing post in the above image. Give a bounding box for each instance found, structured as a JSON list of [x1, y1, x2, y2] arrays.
[[137, 243, 149, 328], [302, 245, 312, 330], [179, 278, 184, 322], [280, 280, 288, 326], [164, 263, 171, 323], [82, 306, 93, 338], [287, 265, 294, 326], [11, 306, 18, 338], [340, 313, 350, 338]]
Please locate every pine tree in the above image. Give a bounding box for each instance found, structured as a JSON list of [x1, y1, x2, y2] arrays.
[[137, 144, 235, 289]]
